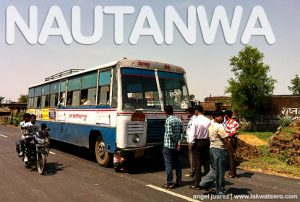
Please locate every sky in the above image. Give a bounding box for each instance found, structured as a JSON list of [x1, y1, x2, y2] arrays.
[[0, 0, 299, 102]]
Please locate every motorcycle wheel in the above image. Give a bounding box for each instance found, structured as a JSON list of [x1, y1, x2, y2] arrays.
[[37, 153, 46, 175]]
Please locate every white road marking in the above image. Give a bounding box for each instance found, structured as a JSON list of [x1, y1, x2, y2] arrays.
[[49, 151, 56, 155], [146, 184, 201, 202], [0, 134, 8, 138]]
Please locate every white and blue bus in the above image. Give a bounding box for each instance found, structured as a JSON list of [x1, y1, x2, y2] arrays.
[[27, 59, 190, 168]]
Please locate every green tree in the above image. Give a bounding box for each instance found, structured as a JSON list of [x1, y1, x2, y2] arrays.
[[18, 95, 28, 103], [288, 74, 300, 95], [225, 45, 276, 123], [0, 96, 4, 103]]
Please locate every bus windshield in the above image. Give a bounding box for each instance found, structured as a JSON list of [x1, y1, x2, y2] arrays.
[[121, 68, 190, 111], [158, 71, 189, 110]]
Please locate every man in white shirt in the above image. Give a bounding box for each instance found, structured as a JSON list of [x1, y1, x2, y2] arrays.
[[16, 113, 31, 161], [186, 107, 196, 177], [189, 105, 211, 189]]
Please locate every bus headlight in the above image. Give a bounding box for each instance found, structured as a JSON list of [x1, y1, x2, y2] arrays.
[[132, 134, 140, 143]]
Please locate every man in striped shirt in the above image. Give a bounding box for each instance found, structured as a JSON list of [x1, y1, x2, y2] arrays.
[[224, 110, 239, 178], [162, 105, 184, 189]]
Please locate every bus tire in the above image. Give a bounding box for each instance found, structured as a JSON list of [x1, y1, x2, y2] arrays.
[[95, 137, 110, 167]]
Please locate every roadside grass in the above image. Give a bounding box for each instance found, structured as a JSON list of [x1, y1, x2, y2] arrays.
[[280, 127, 299, 139], [239, 146, 300, 179], [239, 162, 300, 179], [238, 128, 300, 179]]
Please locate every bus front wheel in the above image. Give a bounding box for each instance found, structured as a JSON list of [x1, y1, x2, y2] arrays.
[[95, 137, 110, 167]]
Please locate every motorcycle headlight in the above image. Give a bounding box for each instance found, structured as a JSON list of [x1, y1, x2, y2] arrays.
[[132, 134, 140, 143]]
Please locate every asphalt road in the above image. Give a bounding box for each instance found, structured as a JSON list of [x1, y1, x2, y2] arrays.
[[0, 125, 299, 202]]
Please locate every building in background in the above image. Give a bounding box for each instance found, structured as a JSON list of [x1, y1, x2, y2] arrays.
[[198, 95, 300, 118]]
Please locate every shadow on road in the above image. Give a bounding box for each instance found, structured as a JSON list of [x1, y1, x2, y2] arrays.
[[227, 187, 252, 195], [202, 187, 252, 196], [49, 140, 192, 174], [237, 171, 255, 178], [127, 147, 191, 174], [50, 140, 94, 161], [44, 162, 70, 176], [127, 154, 166, 174]]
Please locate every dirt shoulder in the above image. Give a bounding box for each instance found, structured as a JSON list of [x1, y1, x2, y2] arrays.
[[238, 134, 267, 146], [237, 129, 300, 179], [238, 164, 300, 180]]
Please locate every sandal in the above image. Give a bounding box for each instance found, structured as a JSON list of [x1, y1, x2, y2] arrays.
[[162, 182, 175, 189]]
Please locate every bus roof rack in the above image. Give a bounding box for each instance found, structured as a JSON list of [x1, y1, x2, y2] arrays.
[[45, 69, 85, 81]]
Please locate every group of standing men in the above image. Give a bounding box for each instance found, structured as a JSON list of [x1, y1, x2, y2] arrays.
[[162, 105, 239, 195]]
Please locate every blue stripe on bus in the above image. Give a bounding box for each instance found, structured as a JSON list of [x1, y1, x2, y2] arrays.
[[37, 121, 116, 153]]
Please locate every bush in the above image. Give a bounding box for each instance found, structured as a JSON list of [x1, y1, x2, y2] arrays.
[[7, 112, 24, 126], [277, 115, 293, 127]]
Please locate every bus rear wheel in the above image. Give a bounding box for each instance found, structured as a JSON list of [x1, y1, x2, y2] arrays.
[[95, 137, 110, 167]]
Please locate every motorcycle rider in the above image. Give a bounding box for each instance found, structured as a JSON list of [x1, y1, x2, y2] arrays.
[[27, 114, 41, 160], [17, 113, 31, 161], [30, 114, 39, 128]]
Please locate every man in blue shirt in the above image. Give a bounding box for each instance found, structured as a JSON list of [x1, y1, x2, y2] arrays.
[[162, 105, 183, 189]]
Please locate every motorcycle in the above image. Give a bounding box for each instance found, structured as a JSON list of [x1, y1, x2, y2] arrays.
[[18, 125, 50, 175]]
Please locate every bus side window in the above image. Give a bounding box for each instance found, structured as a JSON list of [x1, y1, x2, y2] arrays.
[[34, 96, 41, 108], [67, 92, 73, 105], [80, 89, 88, 105], [98, 70, 111, 105], [41, 95, 50, 108], [80, 88, 96, 105], [99, 86, 110, 105], [41, 84, 50, 108], [87, 88, 96, 105], [59, 81, 66, 106], [33, 86, 42, 108], [50, 93, 58, 107], [28, 97, 34, 108], [28, 88, 35, 108], [67, 91, 81, 106], [80, 72, 97, 106], [57, 93, 65, 107], [72, 90, 80, 106], [68, 77, 81, 106], [50, 82, 59, 107]]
